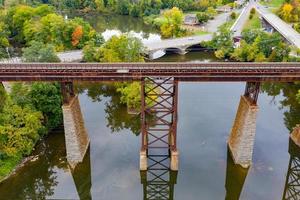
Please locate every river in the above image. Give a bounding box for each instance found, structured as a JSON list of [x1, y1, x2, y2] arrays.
[[0, 14, 299, 200]]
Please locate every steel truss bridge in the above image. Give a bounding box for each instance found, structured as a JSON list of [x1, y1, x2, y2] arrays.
[[1, 62, 300, 200], [0, 62, 300, 82]]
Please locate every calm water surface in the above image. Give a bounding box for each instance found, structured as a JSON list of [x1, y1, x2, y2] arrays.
[[0, 14, 299, 200], [0, 81, 299, 200]]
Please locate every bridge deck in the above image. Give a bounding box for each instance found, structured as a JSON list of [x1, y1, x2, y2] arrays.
[[0, 63, 299, 82], [256, 3, 300, 49], [145, 35, 212, 52]]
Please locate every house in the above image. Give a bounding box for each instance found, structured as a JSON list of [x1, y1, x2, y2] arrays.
[[184, 14, 198, 26]]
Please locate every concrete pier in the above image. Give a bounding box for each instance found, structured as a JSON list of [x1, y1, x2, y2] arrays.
[[140, 150, 147, 171], [290, 125, 300, 146], [170, 150, 179, 171], [63, 96, 90, 169], [228, 96, 259, 168]]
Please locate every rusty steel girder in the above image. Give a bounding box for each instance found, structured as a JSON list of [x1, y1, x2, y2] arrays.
[[0, 63, 300, 82], [244, 82, 261, 105], [61, 82, 75, 104]]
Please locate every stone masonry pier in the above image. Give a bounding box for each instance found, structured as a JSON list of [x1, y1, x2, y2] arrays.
[[290, 125, 300, 146], [63, 96, 90, 169], [228, 95, 259, 168]]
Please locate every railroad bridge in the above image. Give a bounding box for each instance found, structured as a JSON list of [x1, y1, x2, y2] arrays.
[[1, 62, 300, 199]]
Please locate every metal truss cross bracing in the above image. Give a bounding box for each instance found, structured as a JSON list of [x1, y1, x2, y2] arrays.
[[140, 77, 178, 200], [244, 82, 261, 105], [141, 77, 178, 153], [283, 139, 300, 200], [141, 165, 177, 200]]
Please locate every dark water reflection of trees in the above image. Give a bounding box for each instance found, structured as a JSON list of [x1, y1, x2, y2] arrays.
[[76, 83, 141, 135], [262, 82, 300, 131], [0, 131, 67, 199]]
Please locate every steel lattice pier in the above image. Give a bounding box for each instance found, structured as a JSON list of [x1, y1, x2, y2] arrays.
[[283, 139, 300, 200], [140, 77, 178, 200]]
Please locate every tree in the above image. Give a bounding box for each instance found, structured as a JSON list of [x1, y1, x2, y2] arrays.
[[294, 23, 300, 33], [0, 101, 44, 158], [297, 90, 300, 104], [278, 3, 294, 22], [208, 26, 234, 59], [231, 40, 260, 61], [95, 0, 105, 11], [22, 41, 60, 63], [96, 34, 144, 62], [207, 7, 217, 19], [28, 83, 62, 130], [160, 7, 184, 38], [230, 12, 237, 19], [0, 12, 10, 59], [0, 84, 6, 112], [72, 25, 83, 47], [196, 12, 210, 23]]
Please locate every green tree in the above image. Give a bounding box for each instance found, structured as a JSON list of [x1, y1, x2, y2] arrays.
[[28, 83, 62, 130], [160, 7, 184, 38], [196, 12, 210, 23], [0, 101, 44, 158], [22, 41, 60, 63], [0, 84, 6, 112], [0, 9, 10, 58], [208, 26, 234, 59], [97, 34, 144, 62], [230, 12, 237, 19]]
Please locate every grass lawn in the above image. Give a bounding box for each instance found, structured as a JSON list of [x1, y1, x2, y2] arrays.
[[193, 30, 210, 35], [243, 12, 262, 31], [260, 0, 284, 8]]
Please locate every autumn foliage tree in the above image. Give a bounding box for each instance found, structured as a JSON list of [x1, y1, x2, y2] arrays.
[[72, 25, 83, 47], [278, 3, 294, 22]]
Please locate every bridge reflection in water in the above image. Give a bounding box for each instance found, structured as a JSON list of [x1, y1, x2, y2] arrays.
[[282, 127, 300, 200]]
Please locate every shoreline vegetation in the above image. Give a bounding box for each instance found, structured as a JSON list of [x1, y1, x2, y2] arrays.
[[0, 83, 62, 181]]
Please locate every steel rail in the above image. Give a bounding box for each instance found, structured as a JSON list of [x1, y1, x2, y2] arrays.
[[0, 62, 300, 82]]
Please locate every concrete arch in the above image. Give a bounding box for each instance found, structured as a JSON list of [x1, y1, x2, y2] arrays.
[[164, 47, 187, 55], [186, 44, 206, 52]]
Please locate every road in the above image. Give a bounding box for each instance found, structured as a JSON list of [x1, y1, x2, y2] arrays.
[[231, 1, 255, 37], [255, 2, 300, 49], [206, 12, 232, 33]]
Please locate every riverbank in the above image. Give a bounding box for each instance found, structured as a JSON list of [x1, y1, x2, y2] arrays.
[[0, 82, 63, 183]]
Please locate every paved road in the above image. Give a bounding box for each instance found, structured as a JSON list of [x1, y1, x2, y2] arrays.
[[255, 2, 300, 49], [206, 12, 232, 33], [231, 1, 255, 37]]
